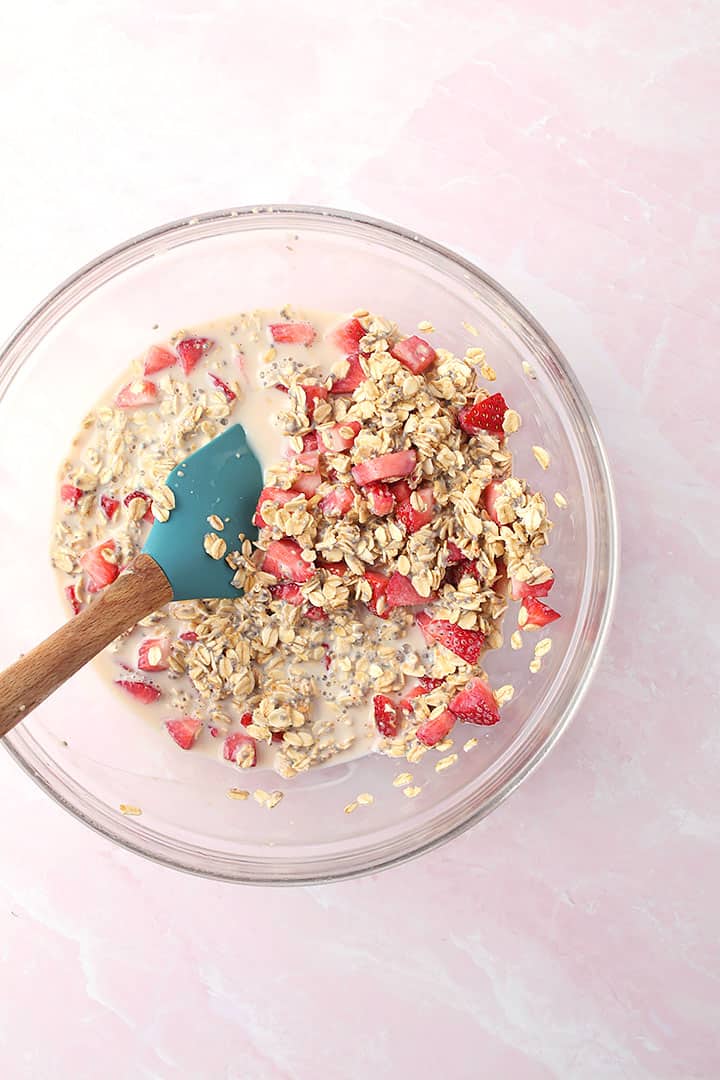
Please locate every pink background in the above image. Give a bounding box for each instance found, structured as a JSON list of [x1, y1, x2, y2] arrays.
[[1, 1, 718, 1076]]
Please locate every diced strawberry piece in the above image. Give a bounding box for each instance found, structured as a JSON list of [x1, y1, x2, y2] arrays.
[[240, 712, 253, 727], [318, 559, 348, 576], [417, 612, 485, 664], [60, 483, 83, 507], [399, 682, 442, 711], [416, 709, 455, 747], [366, 482, 395, 516], [446, 558, 483, 588], [304, 604, 328, 621], [300, 384, 328, 420], [293, 469, 323, 497], [318, 420, 361, 453], [447, 542, 465, 564], [275, 383, 289, 394], [269, 321, 317, 346], [320, 486, 354, 518], [138, 636, 171, 672], [448, 677, 500, 726], [80, 540, 119, 590], [176, 337, 214, 375], [115, 379, 158, 409], [143, 345, 176, 376], [395, 484, 435, 534], [419, 676, 445, 692], [124, 490, 155, 524], [294, 449, 320, 469], [352, 449, 418, 487], [253, 486, 304, 528], [100, 494, 120, 521], [385, 572, 432, 609], [328, 318, 365, 353], [179, 631, 198, 643], [116, 679, 162, 705], [165, 715, 203, 748], [262, 539, 315, 583], [209, 726, 220, 738], [301, 431, 319, 453], [208, 372, 236, 401], [522, 596, 561, 629], [65, 584, 81, 616], [329, 352, 366, 394], [223, 731, 257, 767], [270, 582, 303, 605], [483, 480, 503, 525], [458, 392, 509, 437], [373, 694, 400, 737], [364, 570, 389, 619], [391, 479, 412, 503], [390, 335, 437, 375], [510, 575, 555, 601]]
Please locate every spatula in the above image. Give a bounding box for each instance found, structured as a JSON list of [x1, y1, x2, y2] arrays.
[[0, 424, 263, 737]]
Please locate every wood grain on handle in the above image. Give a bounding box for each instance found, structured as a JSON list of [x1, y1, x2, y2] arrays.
[[0, 553, 173, 738]]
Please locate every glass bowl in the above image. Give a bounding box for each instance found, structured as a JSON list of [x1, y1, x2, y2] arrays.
[[0, 205, 618, 884]]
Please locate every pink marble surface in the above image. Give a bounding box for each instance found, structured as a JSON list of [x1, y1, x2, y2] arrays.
[[1, 1, 718, 1076]]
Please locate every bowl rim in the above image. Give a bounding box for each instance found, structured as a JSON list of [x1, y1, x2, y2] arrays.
[[0, 203, 619, 884]]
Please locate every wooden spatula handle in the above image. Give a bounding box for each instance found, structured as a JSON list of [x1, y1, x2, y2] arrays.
[[0, 554, 173, 738]]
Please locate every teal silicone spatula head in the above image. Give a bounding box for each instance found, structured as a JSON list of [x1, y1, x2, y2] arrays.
[[142, 424, 263, 600]]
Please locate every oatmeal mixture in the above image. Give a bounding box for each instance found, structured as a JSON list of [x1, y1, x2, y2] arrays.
[[51, 308, 561, 789]]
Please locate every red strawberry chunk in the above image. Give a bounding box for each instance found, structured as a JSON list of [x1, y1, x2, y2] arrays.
[[299, 384, 328, 420], [270, 582, 303, 605], [304, 604, 328, 621], [269, 321, 317, 346], [366, 482, 395, 516], [483, 480, 503, 525], [80, 540, 119, 590], [318, 421, 362, 453], [416, 709, 455, 747], [65, 584, 81, 616], [374, 694, 400, 737], [100, 494, 120, 521], [458, 392, 508, 437], [419, 676, 445, 692], [262, 539, 315, 583], [176, 337, 214, 375], [385, 572, 432, 609], [60, 483, 83, 507], [301, 431, 319, 453], [448, 677, 500, 726], [329, 352, 366, 394], [417, 612, 485, 664], [293, 469, 323, 497], [115, 379, 158, 409], [522, 596, 561, 629], [208, 372, 236, 401], [240, 712, 253, 727], [328, 318, 365, 353], [511, 575, 555, 601], [165, 715, 203, 748], [364, 570, 389, 618], [395, 484, 435, 534], [179, 631, 198, 643], [223, 731, 257, 768], [352, 449, 418, 487], [318, 559, 348, 576], [391, 479, 412, 503], [124, 490, 155, 524], [447, 542, 465, 564], [116, 679, 162, 705], [390, 335, 437, 375], [138, 636, 171, 672], [253, 487, 304, 528], [143, 344, 176, 375], [320, 486, 354, 518]]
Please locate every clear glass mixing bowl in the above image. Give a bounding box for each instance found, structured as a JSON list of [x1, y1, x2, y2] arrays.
[[0, 206, 618, 883]]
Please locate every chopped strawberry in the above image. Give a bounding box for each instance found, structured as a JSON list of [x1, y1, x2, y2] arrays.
[[275, 383, 289, 394], [293, 449, 320, 469], [365, 482, 395, 516], [65, 584, 81, 616], [373, 694, 400, 737], [391, 479, 412, 503], [240, 712, 253, 727], [328, 318, 365, 353], [445, 557, 482, 588], [416, 709, 456, 747], [447, 542, 465, 564], [329, 352, 366, 394], [448, 677, 500, 726], [80, 540, 119, 590], [176, 337, 214, 375], [364, 570, 389, 618], [417, 612, 485, 664], [209, 726, 220, 738], [262, 539, 315, 583], [318, 559, 348, 576], [390, 335, 437, 375], [352, 449, 418, 487], [116, 679, 162, 705], [208, 372, 236, 401], [522, 596, 561, 629], [60, 483, 83, 507], [458, 392, 508, 438], [270, 582, 303, 605], [143, 344, 176, 376], [100, 494, 120, 521], [138, 636, 171, 672], [300, 384, 328, 420], [253, 486, 304, 528], [123, 490, 155, 524], [301, 431, 319, 453], [115, 379, 158, 409], [223, 731, 257, 767], [269, 321, 317, 346], [385, 572, 432, 609], [320, 486, 354, 517], [179, 631, 198, 643], [165, 716, 203, 748], [304, 604, 328, 621], [318, 421, 362, 453], [396, 484, 435, 534], [419, 676, 445, 692], [293, 469, 323, 497], [483, 480, 503, 525], [510, 575, 555, 601]]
